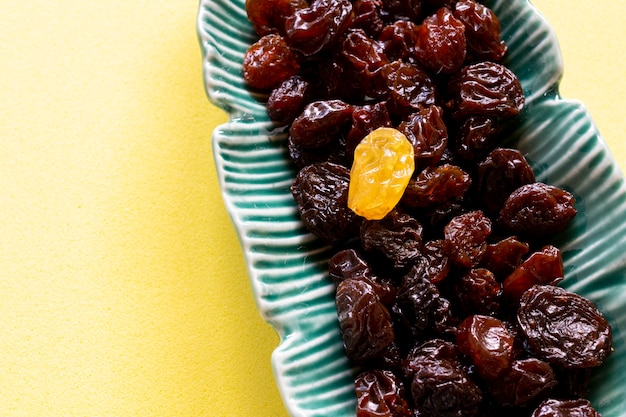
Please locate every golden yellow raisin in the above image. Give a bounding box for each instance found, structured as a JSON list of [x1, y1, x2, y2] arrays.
[[348, 127, 415, 220]]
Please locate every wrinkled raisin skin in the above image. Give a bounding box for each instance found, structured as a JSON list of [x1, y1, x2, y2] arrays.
[[289, 100, 353, 149], [502, 245, 564, 303], [360, 210, 423, 270], [341, 29, 390, 99], [456, 269, 502, 316], [402, 164, 471, 209], [517, 285, 612, 369], [499, 182, 577, 237], [451, 116, 500, 163], [395, 270, 442, 338], [328, 249, 397, 304], [287, 133, 347, 169], [415, 7, 467, 75], [404, 338, 460, 381], [477, 148, 536, 216], [379, 0, 423, 22], [456, 314, 515, 381], [346, 102, 393, 160], [399, 105, 448, 170], [355, 370, 412, 417], [242, 34, 300, 90], [336, 278, 395, 363], [267, 76, 311, 124], [481, 236, 529, 279], [487, 358, 557, 407], [454, 0, 507, 62], [408, 239, 450, 284], [351, 0, 384, 37], [328, 249, 372, 285], [410, 357, 483, 417], [444, 210, 492, 268], [447, 61, 524, 120], [531, 398, 602, 417], [379, 20, 420, 63], [245, 0, 307, 36], [383, 61, 437, 119], [284, 0, 353, 56], [291, 162, 361, 244]]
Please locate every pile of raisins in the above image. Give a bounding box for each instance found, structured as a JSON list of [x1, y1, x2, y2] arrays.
[[242, 0, 613, 416]]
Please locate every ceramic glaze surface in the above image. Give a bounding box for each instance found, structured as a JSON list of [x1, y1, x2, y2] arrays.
[[198, 1, 626, 415]]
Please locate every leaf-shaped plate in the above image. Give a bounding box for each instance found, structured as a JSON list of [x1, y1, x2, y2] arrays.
[[197, 1, 626, 415]]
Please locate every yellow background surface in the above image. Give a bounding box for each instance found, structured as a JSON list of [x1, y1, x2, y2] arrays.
[[0, 1, 624, 416]]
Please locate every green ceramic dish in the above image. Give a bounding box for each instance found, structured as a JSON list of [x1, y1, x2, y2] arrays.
[[197, 1, 626, 415]]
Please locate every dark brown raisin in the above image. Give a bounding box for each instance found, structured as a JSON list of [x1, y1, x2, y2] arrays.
[[372, 341, 405, 372], [415, 7, 467, 75], [379, 20, 420, 63], [328, 248, 372, 285], [418, 199, 465, 233], [398, 105, 448, 170], [502, 245, 564, 304], [378, 0, 423, 23], [410, 357, 483, 417], [443, 210, 492, 268], [402, 164, 471, 209], [312, 57, 365, 101], [245, 0, 307, 36], [336, 278, 395, 362], [477, 148, 536, 216], [404, 338, 460, 381], [328, 249, 397, 304], [355, 369, 412, 417], [291, 162, 361, 244], [383, 60, 437, 119], [284, 0, 353, 55], [451, 116, 500, 163], [360, 209, 424, 270], [287, 134, 347, 169], [267, 76, 311, 124], [481, 236, 529, 279], [242, 34, 300, 90], [430, 296, 457, 337], [517, 285, 612, 369], [531, 398, 602, 417], [351, 0, 385, 37], [395, 270, 442, 338], [407, 239, 450, 284], [454, 0, 507, 62], [498, 182, 577, 238], [340, 29, 390, 99], [487, 358, 557, 407], [455, 268, 502, 316], [346, 102, 393, 160], [289, 100, 354, 149], [447, 61, 524, 120], [457, 314, 515, 381]]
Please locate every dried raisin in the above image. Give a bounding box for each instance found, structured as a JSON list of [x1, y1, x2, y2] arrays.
[[291, 162, 361, 244], [499, 182, 577, 238], [336, 278, 395, 363], [517, 285, 612, 369], [447, 61, 525, 120], [242, 34, 300, 90]]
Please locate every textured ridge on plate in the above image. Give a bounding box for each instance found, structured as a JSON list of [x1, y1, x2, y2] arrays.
[[198, 0, 626, 415]]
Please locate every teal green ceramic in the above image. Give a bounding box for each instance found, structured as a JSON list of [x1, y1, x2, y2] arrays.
[[197, 1, 626, 415]]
